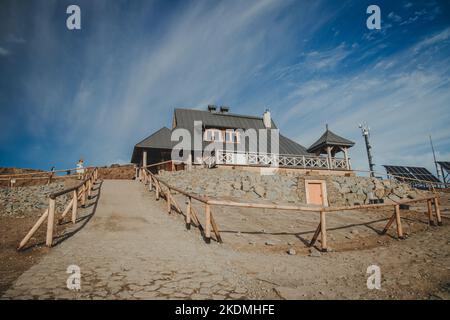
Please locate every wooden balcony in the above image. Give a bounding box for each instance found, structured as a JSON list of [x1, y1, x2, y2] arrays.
[[203, 150, 351, 170]]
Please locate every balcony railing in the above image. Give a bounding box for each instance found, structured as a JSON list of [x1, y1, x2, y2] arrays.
[[203, 150, 350, 170]]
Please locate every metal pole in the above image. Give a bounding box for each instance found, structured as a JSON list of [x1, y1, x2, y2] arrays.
[[359, 123, 375, 177], [429, 135, 442, 182]]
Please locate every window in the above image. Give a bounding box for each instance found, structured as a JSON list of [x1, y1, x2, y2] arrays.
[[204, 128, 240, 143], [204, 129, 222, 142], [225, 130, 240, 143]]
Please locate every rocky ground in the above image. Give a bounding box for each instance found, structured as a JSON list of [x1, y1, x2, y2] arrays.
[[0, 180, 79, 217], [159, 167, 429, 206], [0, 180, 85, 294]]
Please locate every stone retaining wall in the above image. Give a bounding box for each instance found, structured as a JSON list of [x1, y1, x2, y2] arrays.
[[159, 167, 428, 205]]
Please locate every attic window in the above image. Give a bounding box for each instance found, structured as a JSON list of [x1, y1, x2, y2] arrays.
[[204, 129, 222, 142], [225, 130, 240, 143]]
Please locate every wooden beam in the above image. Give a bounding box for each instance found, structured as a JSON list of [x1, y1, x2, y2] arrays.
[[209, 209, 222, 243], [394, 204, 404, 239], [72, 190, 78, 224], [381, 213, 396, 234], [320, 210, 327, 251], [81, 184, 86, 207], [309, 222, 321, 247], [156, 181, 160, 200], [57, 197, 74, 224], [167, 187, 171, 213], [190, 205, 204, 232], [46, 198, 56, 247], [427, 199, 435, 226], [186, 197, 191, 229], [434, 197, 442, 226], [205, 204, 211, 243], [17, 209, 49, 250]]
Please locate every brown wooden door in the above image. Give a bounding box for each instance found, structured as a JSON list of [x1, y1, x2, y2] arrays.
[[307, 183, 323, 205]]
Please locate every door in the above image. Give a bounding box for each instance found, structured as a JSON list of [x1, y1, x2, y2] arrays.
[[307, 183, 323, 205]]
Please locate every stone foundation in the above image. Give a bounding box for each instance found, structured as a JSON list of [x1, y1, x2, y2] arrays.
[[159, 167, 429, 206]]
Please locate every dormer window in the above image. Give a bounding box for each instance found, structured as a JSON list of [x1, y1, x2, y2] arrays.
[[204, 129, 222, 142], [225, 130, 240, 143], [204, 128, 240, 143]]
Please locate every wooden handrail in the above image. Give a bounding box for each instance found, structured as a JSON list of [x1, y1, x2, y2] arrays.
[[206, 199, 320, 211], [0, 166, 96, 179], [17, 167, 99, 250], [49, 169, 96, 199], [140, 165, 443, 252]]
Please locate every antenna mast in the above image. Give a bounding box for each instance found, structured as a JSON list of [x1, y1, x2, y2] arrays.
[[359, 122, 375, 177], [429, 135, 442, 181]]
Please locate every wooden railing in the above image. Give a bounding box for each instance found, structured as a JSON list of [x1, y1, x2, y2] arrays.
[[0, 166, 95, 187], [17, 167, 99, 250], [138, 162, 443, 252], [211, 150, 350, 170]]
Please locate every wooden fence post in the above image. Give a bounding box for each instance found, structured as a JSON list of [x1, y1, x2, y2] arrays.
[[149, 174, 153, 191], [167, 188, 171, 213], [394, 204, 404, 239], [320, 210, 327, 251], [427, 199, 434, 226], [87, 179, 92, 199], [205, 204, 211, 243], [81, 184, 86, 207], [434, 197, 442, 226], [46, 198, 56, 247], [156, 182, 160, 200], [186, 197, 192, 229], [72, 190, 78, 224]]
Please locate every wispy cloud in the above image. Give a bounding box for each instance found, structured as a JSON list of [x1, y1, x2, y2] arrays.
[[279, 26, 450, 173], [0, 46, 9, 56]]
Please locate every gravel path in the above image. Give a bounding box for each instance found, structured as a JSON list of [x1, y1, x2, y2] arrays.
[[2, 179, 449, 300], [1, 180, 260, 299]]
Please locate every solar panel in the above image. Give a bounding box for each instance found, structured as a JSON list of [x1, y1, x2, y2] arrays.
[[408, 167, 441, 182], [438, 161, 450, 172], [383, 165, 441, 183]]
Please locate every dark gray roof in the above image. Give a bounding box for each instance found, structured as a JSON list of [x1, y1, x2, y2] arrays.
[[307, 129, 355, 153], [173, 108, 309, 155], [135, 127, 173, 149], [131, 108, 312, 163], [174, 108, 278, 131]]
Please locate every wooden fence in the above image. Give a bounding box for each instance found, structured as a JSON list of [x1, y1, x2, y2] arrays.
[[17, 167, 99, 250], [139, 161, 443, 252], [0, 166, 95, 187]]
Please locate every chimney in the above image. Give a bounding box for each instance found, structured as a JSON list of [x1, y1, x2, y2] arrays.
[[207, 104, 217, 112], [263, 109, 271, 128], [219, 106, 229, 113]]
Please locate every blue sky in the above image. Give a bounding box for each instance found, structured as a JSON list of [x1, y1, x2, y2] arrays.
[[1, 0, 449, 176]]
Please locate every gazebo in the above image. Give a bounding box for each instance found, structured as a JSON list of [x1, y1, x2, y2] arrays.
[[307, 125, 355, 170]]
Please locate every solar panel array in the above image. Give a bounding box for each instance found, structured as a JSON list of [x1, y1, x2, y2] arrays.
[[383, 165, 440, 183], [437, 161, 450, 172]]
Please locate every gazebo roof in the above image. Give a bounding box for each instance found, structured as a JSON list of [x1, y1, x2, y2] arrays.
[[307, 126, 355, 153]]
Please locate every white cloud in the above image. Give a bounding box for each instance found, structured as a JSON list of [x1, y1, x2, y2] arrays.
[[388, 12, 402, 23], [0, 46, 9, 56], [279, 27, 450, 175]]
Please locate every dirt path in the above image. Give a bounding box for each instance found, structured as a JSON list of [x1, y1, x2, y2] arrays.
[[2, 180, 449, 300]]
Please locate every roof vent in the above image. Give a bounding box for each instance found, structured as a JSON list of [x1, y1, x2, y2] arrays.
[[219, 106, 229, 113], [207, 105, 217, 112]]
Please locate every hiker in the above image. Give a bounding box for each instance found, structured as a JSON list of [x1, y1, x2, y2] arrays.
[[76, 159, 85, 179]]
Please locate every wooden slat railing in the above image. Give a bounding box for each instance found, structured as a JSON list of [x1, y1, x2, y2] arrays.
[[17, 167, 99, 250], [139, 164, 443, 252], [0, 166, 96, 187]]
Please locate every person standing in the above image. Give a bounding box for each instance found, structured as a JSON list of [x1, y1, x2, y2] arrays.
[[76, 159, 85, 179]]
